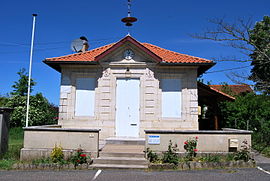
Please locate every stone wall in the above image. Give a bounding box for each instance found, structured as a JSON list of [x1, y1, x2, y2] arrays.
[[145, 129, 252, 153], [20, 125, 100, 161]]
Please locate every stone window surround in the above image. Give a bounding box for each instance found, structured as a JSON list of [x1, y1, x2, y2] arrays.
[[69, 67, 189, 121], [71, 72, 99, 120]]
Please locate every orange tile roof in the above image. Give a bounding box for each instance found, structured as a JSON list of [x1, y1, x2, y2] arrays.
[[209, 84, 253, 95], [45, 36, 213, 64], [198, 82, 235, 100], [46, 43, 115, 62], [141, 43, 213, 64]]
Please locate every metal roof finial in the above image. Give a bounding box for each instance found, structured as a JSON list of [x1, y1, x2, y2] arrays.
[[121, 0, 137, 34]]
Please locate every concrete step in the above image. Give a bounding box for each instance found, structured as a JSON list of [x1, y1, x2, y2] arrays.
[[93, 157, 149, 165], [99, 140, 106, 150], [101, 144, 145, 153], [105, 137, 145, 145], [99, 152, 145, 158], [96, 137, 148, 169], [90, 164, 148, 169]]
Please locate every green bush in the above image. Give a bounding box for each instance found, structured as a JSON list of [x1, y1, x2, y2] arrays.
[[31, 158, 52, 165], [70, 148, 90, 168], [261, 147, 270, 157], [0, 159, 17, 170], [220, 93, 270, 151], [183, 137, 198, 161], [199, 155, 221, 162], [50, 145, 64, 163], [234, 140, 251, 162], [4, 69, 58, 127], [0, 96, 9, 107], [145, 148, 158, 163], [6, 93, 58, 127], [162, 140, 179, 165], [225, 153, 236, 162]]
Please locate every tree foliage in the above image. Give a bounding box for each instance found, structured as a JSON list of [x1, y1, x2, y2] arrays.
[[249, 16, 270, 94], [219, 82, 234, 96], [6, 68, 58, 127], [219, 93, 270, 146], [11, 68, 36, 96], [193, 16, 270, 94], [6, 93, 58, 127], [0, 96, 9, 107]]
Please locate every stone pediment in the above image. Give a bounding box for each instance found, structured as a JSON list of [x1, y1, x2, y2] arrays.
[[98, 39, 159, 65], [100, 44, 157, 65]]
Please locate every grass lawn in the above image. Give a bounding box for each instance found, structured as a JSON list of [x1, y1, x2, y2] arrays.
[[0, 127, 24, 169], [253, 143, 270, 158]]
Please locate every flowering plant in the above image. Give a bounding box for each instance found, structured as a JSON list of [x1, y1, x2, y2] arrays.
[[162, 140, 179, 165], [234, 140, 251, 162], [183, 137, 198, 161], [50, 145, 64, 163], [71, 148, 90, 167]]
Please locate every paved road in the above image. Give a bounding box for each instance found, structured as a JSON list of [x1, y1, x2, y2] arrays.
[[0, 152, 269, 181], [254, 151, 270, 173], [0, 168, 269, 181]]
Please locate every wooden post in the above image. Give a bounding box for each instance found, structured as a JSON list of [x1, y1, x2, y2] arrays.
[[214, 115, 219, 130]]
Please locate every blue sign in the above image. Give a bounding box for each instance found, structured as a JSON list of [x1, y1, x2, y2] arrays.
[[148, 135, 160, 145]]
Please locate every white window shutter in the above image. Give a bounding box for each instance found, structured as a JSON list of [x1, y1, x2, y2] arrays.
[[161, 79, 181, 118], [75, 78, 95, 116]]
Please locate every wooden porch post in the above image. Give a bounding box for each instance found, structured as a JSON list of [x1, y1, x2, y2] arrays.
[[214, 115, 219, 130]]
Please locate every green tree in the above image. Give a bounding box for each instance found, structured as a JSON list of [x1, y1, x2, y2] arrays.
[[193, 16, 270, 93], [249, 16, 270, 94], [6, 68, 58, 127], [0, 96, 9, 107], [11, 68, 36, 96], [220, 93, 270, 146], [6, 93, 58, 127]]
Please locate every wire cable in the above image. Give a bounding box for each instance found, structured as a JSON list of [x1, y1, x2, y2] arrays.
[[205, 65, 251, 74], [0, 37, 121, 47]]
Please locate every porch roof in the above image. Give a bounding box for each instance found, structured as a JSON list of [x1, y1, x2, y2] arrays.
[[198, 82, 235, 101], [209, 84, 253, 95]]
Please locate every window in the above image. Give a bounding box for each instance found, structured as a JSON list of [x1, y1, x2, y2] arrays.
[[161, 78, 181, 118], [75, 78, 95, 116]]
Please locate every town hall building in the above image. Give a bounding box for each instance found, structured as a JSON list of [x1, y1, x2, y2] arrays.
[[21, 35, 252, 168], [44, 35, 214, 139]]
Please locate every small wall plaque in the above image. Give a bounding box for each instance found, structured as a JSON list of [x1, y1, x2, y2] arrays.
[[148, 135, 160, 145], [229, 139, 239, 148]]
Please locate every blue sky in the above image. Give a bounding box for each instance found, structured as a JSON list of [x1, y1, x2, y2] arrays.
[[0, 0, 269, 105]]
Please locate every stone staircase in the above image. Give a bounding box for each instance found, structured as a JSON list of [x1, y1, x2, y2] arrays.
[[92, 137, 149, 169]]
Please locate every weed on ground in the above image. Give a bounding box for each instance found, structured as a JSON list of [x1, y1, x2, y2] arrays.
[[0, 127, 23, 169]]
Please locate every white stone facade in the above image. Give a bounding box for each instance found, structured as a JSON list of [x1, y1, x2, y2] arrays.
[[57, 45, 199, 139]]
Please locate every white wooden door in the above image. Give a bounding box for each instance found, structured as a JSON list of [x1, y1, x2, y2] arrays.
[[116, 78, 140, 137]]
